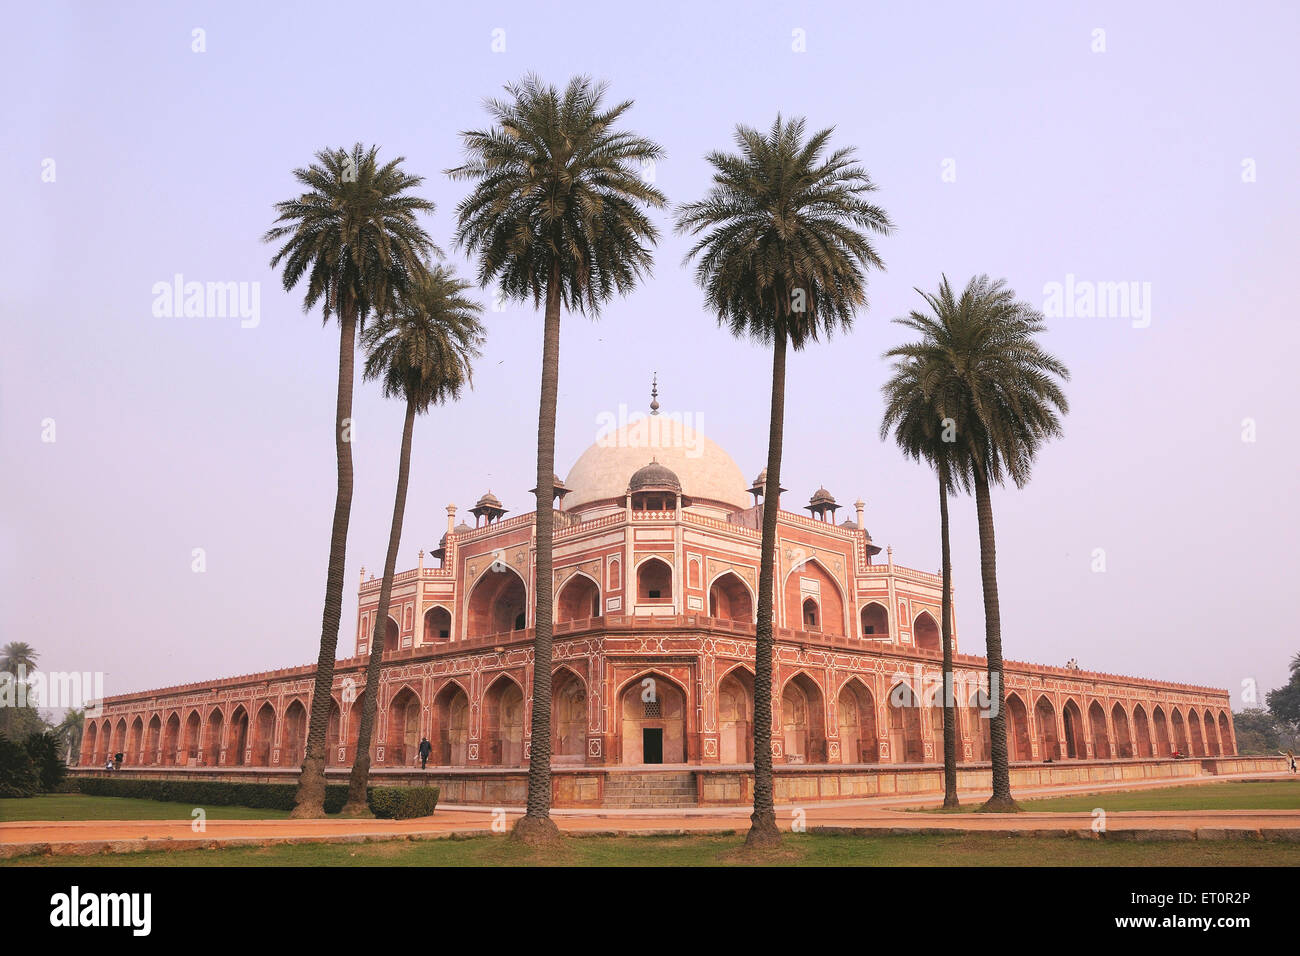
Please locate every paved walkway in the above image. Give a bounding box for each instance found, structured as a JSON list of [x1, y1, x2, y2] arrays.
[[3, 771, 1297, 858]]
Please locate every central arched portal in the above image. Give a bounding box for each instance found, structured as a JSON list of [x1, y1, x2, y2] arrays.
[[619, 672, 685, 765]]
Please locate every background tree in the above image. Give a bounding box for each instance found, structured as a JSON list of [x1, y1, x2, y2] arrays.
[[676, 115, 891, 846], [341, 264, 485, 815], [1265, 652, 1300, 727], [888, 275, 1069, 812], [0, 642, 47, 741], [448, 74, 665, 844], [880, 352, 968, 807], [56, 708, 85, 764], [264, 144, 436, 817], [1, 642, 37, 677]]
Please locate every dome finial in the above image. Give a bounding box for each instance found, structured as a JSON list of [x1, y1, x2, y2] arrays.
[[649, 372, 660, 415]]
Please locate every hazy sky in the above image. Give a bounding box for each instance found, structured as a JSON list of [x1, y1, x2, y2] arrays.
[[5, 1, 1297, 711]]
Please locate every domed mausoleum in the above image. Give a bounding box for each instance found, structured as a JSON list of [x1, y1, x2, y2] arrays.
[[81, 399, 1241, 807]]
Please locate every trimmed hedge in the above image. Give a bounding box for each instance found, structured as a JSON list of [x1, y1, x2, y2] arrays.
[[76, 776, 358, 813], [369, 786, 439, 820]]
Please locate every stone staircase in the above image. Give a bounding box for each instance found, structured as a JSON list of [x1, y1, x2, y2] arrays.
[[602, 770, 697, 808]]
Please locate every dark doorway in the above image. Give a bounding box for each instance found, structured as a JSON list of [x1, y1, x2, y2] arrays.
[[642, 728, 663, 764]]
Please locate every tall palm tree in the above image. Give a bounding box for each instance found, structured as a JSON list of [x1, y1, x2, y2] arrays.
[[676, 116, 892, 847], [448, 75, 665, 844], [264, 144, 437, 817], [889, 275, 1069, 811], [1, 642, 38, 676], [880, 353, 969, 808], [340, 264, 485, 815]]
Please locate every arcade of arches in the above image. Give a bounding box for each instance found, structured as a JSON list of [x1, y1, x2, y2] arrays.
[[82, 663, 1239, 770]]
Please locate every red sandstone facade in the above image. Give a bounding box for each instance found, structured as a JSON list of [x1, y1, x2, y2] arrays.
[[81, 414, 1235, 777]]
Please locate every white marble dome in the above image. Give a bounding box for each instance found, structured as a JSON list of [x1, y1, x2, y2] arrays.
[[563, 416, 750, 511]]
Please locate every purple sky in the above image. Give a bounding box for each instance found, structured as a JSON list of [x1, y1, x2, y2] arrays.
[[6, 1, 1297, 711]]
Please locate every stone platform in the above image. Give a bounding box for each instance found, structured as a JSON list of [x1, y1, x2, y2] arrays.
[[68, 755, 1288, 809]]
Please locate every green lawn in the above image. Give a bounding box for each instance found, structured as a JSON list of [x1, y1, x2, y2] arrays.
[[1015, 781, 1300, 813], [0, 794, 291, 822], [5, 832, 1300, 867]]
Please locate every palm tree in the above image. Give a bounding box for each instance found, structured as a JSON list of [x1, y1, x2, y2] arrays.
[[264, 144, 437, 817], [448, 75, 665, 844], [57, 708, 85, 764], [880, 353, 969, 808], [340, 264, 485, 815], [676, 116, 892, 846], [888, 275, 1069, 811], [1, 642, 37, 677]]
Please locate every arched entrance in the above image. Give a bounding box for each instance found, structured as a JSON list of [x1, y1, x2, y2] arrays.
[[1171, 709, 1189, 755], [889, 683, 925, 763], [144, 715, 161, 765], [203, 710, 224, 766], [718, 668, 754, 763], [927, 684, 960, 763], [1035, 696, 1060, 760], [1217, 712, 1234, 755], [385, 686, 422, 766], [1203, 709, 1220, 756], [1062, 699, 1086, 759], [433, 682, 470, 766], [1188, 710, 1206, 757], [423, 606, 451, 642], [556, 574, 600, 624], [161, 713, 180, 766], [859, 602, 888, 638], [466, 566, 528, 638], [1152, 706, 1171, 757], [636, 557, 673, 605], [183, 711, 201, 766], [781, 673, 827, 763], [252, 703, 275, 766], [282, 700, 307, 767], [708, 573, 753, 623], [913, 611, 940, 652], [1006, 694, 1031, 761], [619, 672, 686, 764], [127, 717, 143, 765], [481, 678, 523, 766], [1088, 701, 1111, 759], [228, 706, 249, 766], [1132, 704, 1153, 757], [1111, 703, 1133, 758], [552, 668, 587, 765], [837, 678, 878, 763]]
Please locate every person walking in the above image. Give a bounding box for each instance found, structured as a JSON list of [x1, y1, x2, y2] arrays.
[[418, 737, 432, 770]]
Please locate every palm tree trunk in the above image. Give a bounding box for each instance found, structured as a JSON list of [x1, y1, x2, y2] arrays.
[[939, 462, 959, 808], [746, 331, 787, 849], [973, 464, 1019, 811], [292, 302, 357, 818], [341, 397, 418, 815], [513, 262, 563, 845]]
